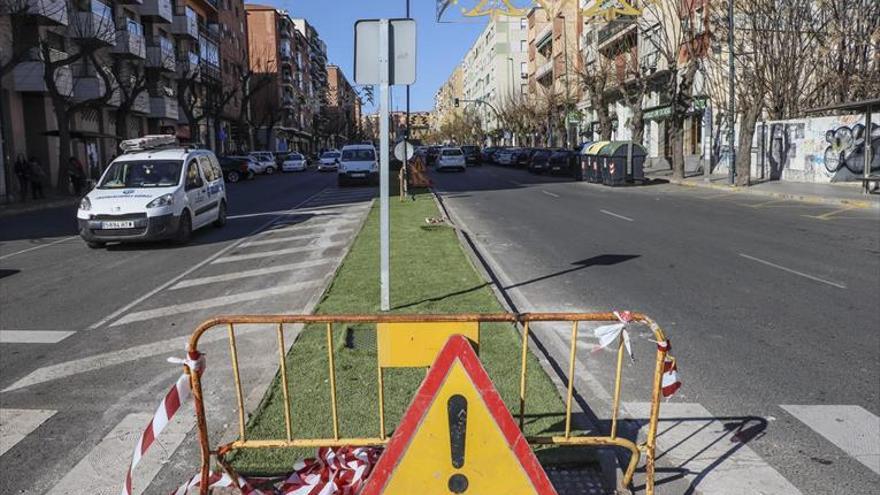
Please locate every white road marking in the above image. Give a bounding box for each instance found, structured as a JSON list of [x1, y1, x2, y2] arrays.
[[2, 323, 269, 392], [110, 280, 322, 327], [0, 408, 56, 456], [46, 413, 190, 495], [599, 209, 634, 222], [211, 241, 344, 264], [169, 259, 334, 290], [262, 220, 360, 236], [0, 236, 77, 261], [542, 190, 560, 198], [739, 253, 847, 289], [0, 330, 76, 344], [508, 180, 523, 186], [625, 402, 802, 494], [240, 228, 354, 248], [86, 187, 329, 330], [781, 405, 880, 474]]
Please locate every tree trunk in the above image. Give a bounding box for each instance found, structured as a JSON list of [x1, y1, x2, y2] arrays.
[[630, 108, 645, 145], [670, 116, 685, 180], [735, 103, 761, 187], [53, 97, 72, 192]]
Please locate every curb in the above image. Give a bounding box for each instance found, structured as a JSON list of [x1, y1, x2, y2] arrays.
[[663, 177, 878, 209], [0, 198, 78, 217]]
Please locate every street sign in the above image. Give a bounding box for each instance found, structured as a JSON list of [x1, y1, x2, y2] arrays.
[[393, 140, 415, 162], [354, 19, 416, 85], [361, 335, 557, 495]]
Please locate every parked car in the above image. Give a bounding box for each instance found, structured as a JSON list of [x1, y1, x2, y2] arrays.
[[547, 149, 576, 175], [426, 146, 441, 165], [494, 147, 519, 166], [226, 155, 261, 177], [480, 146, 498, 163], [436, 147, 467, 172], [218, 156, 255, 183], [248, 151, 277, 174], [282, 152, 308, 172], [77, 135, 226, 248], [528, 149, 553, 173], [338, 144, 378, 186], [318, 150, 341, 171], [515, 148, 537, 168], [460, 145, 481, 165]]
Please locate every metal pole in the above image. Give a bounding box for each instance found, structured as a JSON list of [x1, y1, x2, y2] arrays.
[[405, 0, 410, 143], [379, 20, 391, 311], [563, 13, 571, 148], [865, 106, 872, 191], [727, 0, 736, 185]]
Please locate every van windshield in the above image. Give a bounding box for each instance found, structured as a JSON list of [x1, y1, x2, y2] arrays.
[[321, 152, 340, 159], [98, 160, 183, 188], [341, 149, 375, 161]]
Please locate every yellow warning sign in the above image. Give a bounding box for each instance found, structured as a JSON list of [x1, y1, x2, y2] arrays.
[[362, 335, 557, 495], [377, 322, 479, 368]]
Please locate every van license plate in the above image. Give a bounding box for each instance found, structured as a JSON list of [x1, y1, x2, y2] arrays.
[[102, 220, 135, 229], [351, 173, 365, 178]]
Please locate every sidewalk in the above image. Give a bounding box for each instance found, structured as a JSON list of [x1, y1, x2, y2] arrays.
[[0, 194, 79, 217], [645, 168, 880, 209]]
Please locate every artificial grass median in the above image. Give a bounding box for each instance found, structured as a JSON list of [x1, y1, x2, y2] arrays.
[[230, 190, 574, 475]]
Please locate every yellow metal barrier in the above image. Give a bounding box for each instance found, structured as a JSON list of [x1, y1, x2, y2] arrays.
[[184, 312, 670, 494]]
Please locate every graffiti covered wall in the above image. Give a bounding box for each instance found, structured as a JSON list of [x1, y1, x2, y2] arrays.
[[758, 114, 880, 183]]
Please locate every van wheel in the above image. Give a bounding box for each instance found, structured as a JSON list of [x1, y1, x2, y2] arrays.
[[265, 166, 276, 175], [213, 201, 227, 228], [175, 211, 192, 244], [226, 170, 241, 183], [86, 241, 105, 249]]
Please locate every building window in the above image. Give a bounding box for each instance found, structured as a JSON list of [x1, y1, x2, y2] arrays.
[[520, 40, 526, 52], [520, 17, 527, 29], [520, 61, 527, 77]]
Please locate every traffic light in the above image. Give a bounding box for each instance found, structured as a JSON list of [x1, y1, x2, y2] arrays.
[[454, 98, 459, 108]]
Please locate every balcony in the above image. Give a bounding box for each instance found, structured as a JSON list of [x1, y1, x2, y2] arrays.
[[176, 52, 200, 81], [73, 75, 120, 106], [139, 0, 172, 23], [597, 18, 636, 49], [116, 0, 143, 4], [112, 31, 146, 58], [199, 61, 220, 82], [25, 0, 69, 25], [172, 8, 198, 39], [12, 49, 73, 95], [149, 95, 178, 120], [131, 91, 150, 114], [535, 24, 552, 51], [146, 45, 176, 71], [69, 11, 116, 46], [535, 60, 553, 82]]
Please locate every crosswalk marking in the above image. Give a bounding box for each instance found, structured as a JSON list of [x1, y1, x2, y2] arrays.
[[0, 330, 76, 344], [264, 220, 360, 235], [110, 280, 322, 327], [46, 413, 191, 495], [211, 241, 345, 264], [625, 402, 801, 494], [169, 259, 335, 290], [0, 408, 57, 456], [781, 405, 880, 474], [240, 228, 354, 248]]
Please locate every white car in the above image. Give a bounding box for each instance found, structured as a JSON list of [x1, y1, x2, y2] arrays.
[[436, 147, 467, 172], [338, 144, 378, 186], [248, 151, 277, 174], [494, 148, 516, 166], [77, 135, 226, 248], [318, 150, 341, 171], [282, 152, 308, 172]]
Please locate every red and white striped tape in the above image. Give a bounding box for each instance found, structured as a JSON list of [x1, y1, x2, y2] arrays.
[[121, 350, 204, 495], [280, 446, 381, 495], [657, 339, 682, 397], [171, 470, 268, 495]]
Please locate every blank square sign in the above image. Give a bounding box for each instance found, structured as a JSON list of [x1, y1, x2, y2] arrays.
[[354, 18, 416, 85]]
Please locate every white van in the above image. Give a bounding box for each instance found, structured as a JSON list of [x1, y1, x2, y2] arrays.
[[77, 136, 227, 248], [338, 144, 378, 186]]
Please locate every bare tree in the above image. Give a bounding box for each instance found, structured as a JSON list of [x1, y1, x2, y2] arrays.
[[576, 54, 615, 141]]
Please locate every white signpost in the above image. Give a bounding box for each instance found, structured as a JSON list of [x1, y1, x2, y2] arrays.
[[355, 19, 416, 311]]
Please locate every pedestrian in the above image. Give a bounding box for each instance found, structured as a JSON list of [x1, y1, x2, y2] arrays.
[[28, 156, 45, 200], [68, 156, 86, 196], [13, 153, 29, 202]]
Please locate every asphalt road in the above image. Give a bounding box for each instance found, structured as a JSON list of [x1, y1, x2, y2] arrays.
[[0, 169, 377, 494], [432, 163, 880, 494]]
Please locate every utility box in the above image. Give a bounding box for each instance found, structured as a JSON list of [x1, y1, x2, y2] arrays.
[[583, 141, 611, 184]]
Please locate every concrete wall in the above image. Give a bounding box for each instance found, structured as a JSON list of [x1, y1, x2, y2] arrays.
[[755, 114, 879, 183]]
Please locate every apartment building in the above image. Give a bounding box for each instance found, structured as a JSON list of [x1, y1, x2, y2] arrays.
[[217, 0, 249, 152], [431, 66, 463, 135], [292, 17, 327, 151], [325, 65, 361, 148], [578, 0, 708, 167], [459, 15, 528, 143], [527, 3, 580, 146]]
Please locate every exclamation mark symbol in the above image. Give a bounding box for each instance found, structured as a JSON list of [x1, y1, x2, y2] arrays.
[[447, 394, 469, 493]]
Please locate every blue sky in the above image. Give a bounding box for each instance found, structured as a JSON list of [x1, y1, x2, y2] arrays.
[[274, 1, 488, 114]]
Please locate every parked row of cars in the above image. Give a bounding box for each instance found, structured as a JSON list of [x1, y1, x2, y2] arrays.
[[216, 149, 347, 183]]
